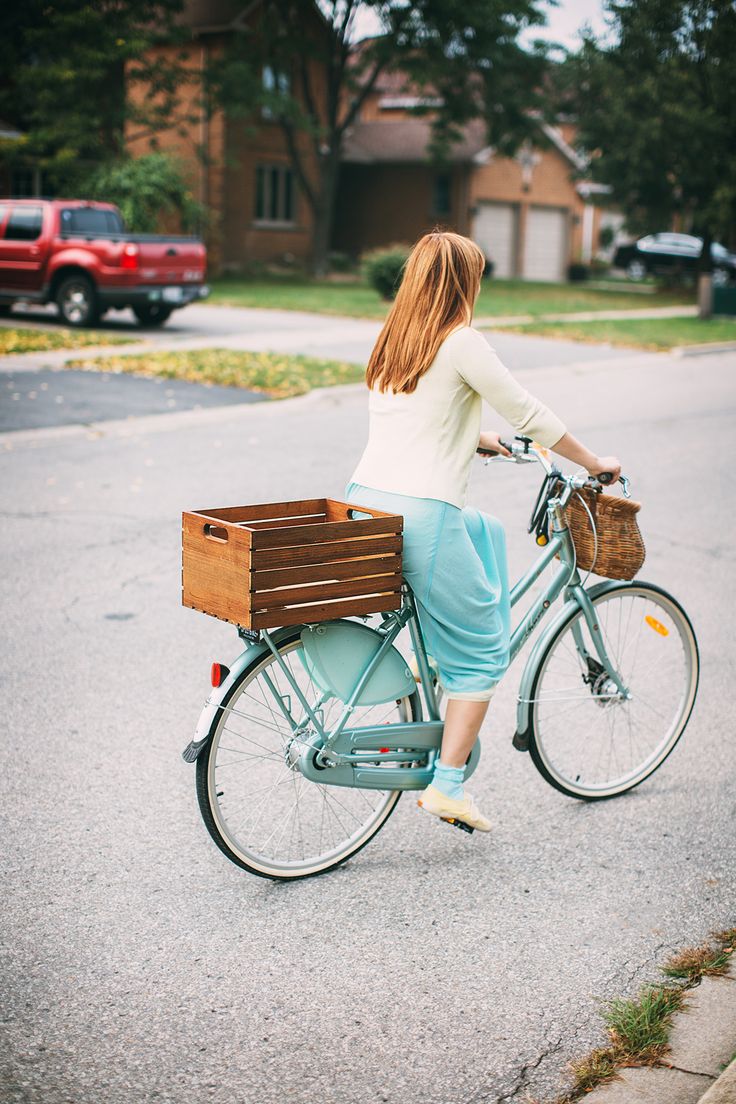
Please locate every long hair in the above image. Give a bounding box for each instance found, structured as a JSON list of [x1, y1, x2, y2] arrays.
[[365, 230, 485, 394]]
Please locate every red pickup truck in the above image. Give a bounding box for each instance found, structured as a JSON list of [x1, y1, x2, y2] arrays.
[[0, 198, 209, 327]]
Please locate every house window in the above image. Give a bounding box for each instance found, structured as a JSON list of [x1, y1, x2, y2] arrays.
[[433, 174, 452, 217], [11, 167, 41, 197], [262, 65, 290, 121], [255, 165, 295, 224]]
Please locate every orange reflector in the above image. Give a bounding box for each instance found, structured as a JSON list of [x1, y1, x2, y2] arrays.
[[645, 615, 669, 637]]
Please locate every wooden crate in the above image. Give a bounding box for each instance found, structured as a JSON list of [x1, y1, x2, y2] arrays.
[[182, 498, 404, 630]]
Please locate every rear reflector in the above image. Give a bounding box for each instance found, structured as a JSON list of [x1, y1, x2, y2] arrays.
[[211, 662, 230, 687]]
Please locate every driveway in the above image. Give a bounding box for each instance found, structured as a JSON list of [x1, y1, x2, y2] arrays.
[[1, 310, 734, 1104]]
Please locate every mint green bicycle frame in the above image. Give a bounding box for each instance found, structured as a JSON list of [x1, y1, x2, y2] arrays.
[[226, 468, 630, 793]]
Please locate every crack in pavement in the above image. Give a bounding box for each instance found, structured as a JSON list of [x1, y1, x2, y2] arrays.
[[662, 1063, 716, 1079], [496, 1037, 565, 1103]]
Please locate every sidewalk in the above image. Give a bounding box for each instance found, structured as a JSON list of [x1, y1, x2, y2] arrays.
[[542, 963, 736, 1104], [474, 304, 699, 327]]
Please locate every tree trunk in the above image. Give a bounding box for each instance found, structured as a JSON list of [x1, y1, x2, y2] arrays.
[[697, 227, 713, 320], [310, 154, 340, 278]]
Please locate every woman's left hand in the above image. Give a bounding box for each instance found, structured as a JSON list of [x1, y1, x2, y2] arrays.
[[478, 430, 512, 456]]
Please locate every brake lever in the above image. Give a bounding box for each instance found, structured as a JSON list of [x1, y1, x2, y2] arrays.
[[592, 472, 632, 498]]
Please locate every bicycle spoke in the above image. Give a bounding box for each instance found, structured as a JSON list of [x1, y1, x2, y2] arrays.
[[203, 637, 408, 876], [531, 587, 696, 797]]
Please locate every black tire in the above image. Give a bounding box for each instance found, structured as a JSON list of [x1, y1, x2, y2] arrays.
[[194, 630, 420, 881], [626, 258, 648, 281], [132, 303, 173, 327], [0, 303, 12, 317], [56, 274, 99, 327], [527, 581, 699, 801]]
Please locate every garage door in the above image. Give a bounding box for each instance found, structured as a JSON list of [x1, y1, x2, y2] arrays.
[[523, 206, 568, 281], [472, 203, 517, 278]]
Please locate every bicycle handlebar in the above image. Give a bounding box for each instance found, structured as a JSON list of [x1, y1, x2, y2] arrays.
[[476, 436, 629, 495]]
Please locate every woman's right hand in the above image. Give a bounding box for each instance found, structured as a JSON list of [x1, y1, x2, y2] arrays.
[[587, 455, 622, 484]]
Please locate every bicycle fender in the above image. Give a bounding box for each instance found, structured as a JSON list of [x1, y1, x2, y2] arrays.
[[299, 620, 415, 706], [182, 626, 301, 763], [513, 580, 632, 751]]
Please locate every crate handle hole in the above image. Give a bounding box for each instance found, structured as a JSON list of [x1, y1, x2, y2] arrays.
[[347, 507, 373, 521], [203, 523, 229, 543]]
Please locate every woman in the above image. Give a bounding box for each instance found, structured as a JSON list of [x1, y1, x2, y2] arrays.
[[344, 231, 620, 833]]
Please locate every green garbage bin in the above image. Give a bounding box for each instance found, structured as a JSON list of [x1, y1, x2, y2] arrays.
[[713, 286, 736, 316]]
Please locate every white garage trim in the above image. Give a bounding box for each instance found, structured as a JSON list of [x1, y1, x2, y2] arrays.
[[523, 206, 569, 282], [472, 202, 518, 279]]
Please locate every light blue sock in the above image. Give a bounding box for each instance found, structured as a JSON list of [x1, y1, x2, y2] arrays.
[[431, 759, 465, 800]]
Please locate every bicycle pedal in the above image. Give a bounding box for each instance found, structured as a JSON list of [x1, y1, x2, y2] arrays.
[[440, 816, 475, 835]]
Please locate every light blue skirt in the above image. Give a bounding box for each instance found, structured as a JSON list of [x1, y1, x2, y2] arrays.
[[343, 480, 511, 701]]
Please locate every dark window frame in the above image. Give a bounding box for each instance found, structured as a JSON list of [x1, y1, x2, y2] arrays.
[[254, 164, 296, 225], [432, 173, 452, 218]]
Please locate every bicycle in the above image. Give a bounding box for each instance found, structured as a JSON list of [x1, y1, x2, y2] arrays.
[[182, 437, 699, 881]]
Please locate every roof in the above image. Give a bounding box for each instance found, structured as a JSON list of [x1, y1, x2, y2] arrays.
[[342, 117, 489, 164]]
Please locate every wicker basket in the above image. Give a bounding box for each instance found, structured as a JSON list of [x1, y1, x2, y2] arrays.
[[559, 484, 646, 580], [182, 498, 404, 630]]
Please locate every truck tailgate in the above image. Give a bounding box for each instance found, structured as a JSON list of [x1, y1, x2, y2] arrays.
[[135, 238, 206, 284]]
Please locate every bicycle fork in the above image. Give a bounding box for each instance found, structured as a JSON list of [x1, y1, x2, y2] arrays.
[[513, 580, 632, 752]]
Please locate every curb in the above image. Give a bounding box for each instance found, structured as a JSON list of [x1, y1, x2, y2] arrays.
[[670, 341, 736, 357], [697, 1057, 736, 1103], [564, 963, 736, 1104]]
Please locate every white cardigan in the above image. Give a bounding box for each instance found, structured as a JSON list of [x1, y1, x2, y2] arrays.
[[349, 325, 566, 510]]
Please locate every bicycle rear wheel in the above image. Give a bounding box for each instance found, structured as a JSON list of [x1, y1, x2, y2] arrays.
[[527, 582, 698, 799], [195, 631, 419, 880]]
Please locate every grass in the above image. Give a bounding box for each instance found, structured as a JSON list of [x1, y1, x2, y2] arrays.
[[567, 986, 684, 1096], [662, 927, 736, 981], [494, 316, 736, 350], [0, 326, 134, 355], [64, 348, 364, 398], [539, 927, 736, 1104], [207, 274, 693, 321]]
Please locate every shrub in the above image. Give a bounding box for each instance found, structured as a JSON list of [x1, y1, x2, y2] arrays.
[[328, 250, 356, 274], [80, 153, 205, 235], [568, 261, 590, 281], [361, 244, 411, 299]]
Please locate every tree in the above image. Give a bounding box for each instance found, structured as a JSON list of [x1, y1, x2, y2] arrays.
[[557, 0, 736, 317], [0, 0, 189, 192], [209, 0, 554, 276]]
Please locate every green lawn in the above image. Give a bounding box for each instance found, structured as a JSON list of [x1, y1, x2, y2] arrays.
[[0, 326, 134, 355], [65, 348, 364, 398], [494, 316, 736, 349], [208, 275, 693, 321]]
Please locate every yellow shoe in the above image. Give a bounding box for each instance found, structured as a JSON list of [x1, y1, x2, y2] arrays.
[[408, 652, 439, 684], [416, 784, 492, 833]]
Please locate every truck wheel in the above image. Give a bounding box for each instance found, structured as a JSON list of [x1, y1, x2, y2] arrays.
[[133, 304, 173, 327], [56, 275, 99, 327]]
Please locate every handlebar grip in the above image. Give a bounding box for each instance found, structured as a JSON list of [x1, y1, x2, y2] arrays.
[[598, 472, 615, 484], [476, 439, 514, 457]]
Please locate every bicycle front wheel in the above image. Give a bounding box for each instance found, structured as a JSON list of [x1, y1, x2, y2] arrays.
[[527, 582, 699, 799], [195, 631, 419, 880]]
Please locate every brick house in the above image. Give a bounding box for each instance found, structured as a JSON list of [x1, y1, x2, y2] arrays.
[[332, 70, 623, 281], [126, 0, 325, 272], [126, 2, 623, 279]]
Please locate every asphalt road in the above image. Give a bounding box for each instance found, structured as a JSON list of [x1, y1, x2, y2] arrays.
[[1, 314, 734, 1104]]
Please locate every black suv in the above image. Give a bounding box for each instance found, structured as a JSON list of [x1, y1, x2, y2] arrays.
[[614, 233, 736, 285]]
